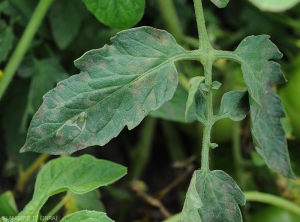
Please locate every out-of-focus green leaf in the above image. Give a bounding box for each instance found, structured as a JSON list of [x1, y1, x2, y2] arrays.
[[216, 90, 249, 121], [248, 0, 300, 12], [277, 175, 300, 205], [21, 58, 68, 132], [0, 81, 38, 169], [49, 0, 86, 49], [64, 190, 105, 215], [21, 27, 187, 154], [0, 21, 14, 63], [234, 35, 294, 178], [185, 76, 206, 124], [17, 155, 126, 222], [82, 0, 145, 29], [180, 170, 245, 222], [210, 0, 229, 8], [61, 210, 113, 222], [150, 83, 188, 122], [251, 206, 300, 222], [0, 191, 18, 216]]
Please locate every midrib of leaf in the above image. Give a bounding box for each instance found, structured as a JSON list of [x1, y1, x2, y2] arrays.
[[27, 51, 204, 149]]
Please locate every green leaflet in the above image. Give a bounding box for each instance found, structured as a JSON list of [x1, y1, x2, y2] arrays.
[[60, 210, 113, 222], [49, 0, 86, 49], [234, 35, 293, 178], [180, 170, 246, 222], [64, 190, 105, 214], [210, 0, 229, 8], [0, 191, 18, 217], [250, 63, 294, 178], [216, 90, 249, 121], [0, 21, 14, 63], [248, 0, 300, 12], [150, 83, 188, 122], [17, 155, 126, 222], [82, 0, 145, 29], [185, 76, 206, 124], [21, 27, 187, 154], [234, 35, 282, 106]]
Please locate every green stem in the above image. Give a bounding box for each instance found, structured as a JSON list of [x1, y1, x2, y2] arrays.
[[193, 0, 212, 50], [201, 61, 213, 171], [156, 0, 183, 42], [129, 116, 156, 179], [0, 0, 54, 100], [15, 153, 50, 193], [232, 121, 250, 222], [46, 190, 72, 217], [244, 191, 300, 216]]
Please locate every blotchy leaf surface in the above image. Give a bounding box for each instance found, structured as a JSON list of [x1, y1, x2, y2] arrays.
[[234, 35, 282, 106], [234, 35, 293, 178], [60, 210, 113, 222], [180, 170, 246, 222], [210, 0, 230, 8], [17, 155, 126, 222], [185, 76, 206, 124], [21, 27, 186, 154], [217, 90, 249, 121], [82, 0, 145, 29], [250, 62, 294, 178], [150, 83, 188, 122]]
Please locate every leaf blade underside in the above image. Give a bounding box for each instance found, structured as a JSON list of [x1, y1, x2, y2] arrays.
[[21, 27, 187, 154], [180, 170, 246, 222]]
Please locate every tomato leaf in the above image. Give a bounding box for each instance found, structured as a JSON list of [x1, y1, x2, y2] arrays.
[[21, 58, 68, 132], [180, 170, 246, 222], [234, 35, 293, 178], [250, 67, 294, 178], [216, 90, 249, 121], [210, 0, 230, 8], [185, 76, 206, 124], [49, 0, 86, 49], [21, 27, 187, 154], [82, 0, 145, 29], [0, 21, 14, 63], [150, 83, 188, 122], [64, 190, 105, 214], [0, 191, 18, 216], [61, 210, 113, 222], [234, 35, 282, 106], [17, 155, 126, 221], [248, 0, 300, 12]]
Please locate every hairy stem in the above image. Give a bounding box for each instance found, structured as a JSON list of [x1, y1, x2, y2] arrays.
[[193, 0, 212, 50], [201, 61, 214, 171], [0, 0, 54, 100], [244, 191, 300, 216]]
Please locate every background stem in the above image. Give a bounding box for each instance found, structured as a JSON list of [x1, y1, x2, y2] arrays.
[[244, 191, 300, 216], [0, 0, 54, 100], [156, 0, 183, 42]]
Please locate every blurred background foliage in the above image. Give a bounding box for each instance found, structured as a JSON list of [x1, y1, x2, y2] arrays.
[[0, 0, 300, 221]]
